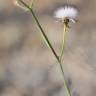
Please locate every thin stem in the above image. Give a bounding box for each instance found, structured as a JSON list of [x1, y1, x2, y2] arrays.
[[30, 0, 35, 8], [19, 0, 59, 61], [59, 23, 67, 61], [19, 1, 71, 96]]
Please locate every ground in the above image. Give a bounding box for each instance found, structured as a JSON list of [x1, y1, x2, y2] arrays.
[[0, 0, 96, 96]]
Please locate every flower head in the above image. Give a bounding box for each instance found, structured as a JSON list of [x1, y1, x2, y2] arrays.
[[54, 6, 78, 24]]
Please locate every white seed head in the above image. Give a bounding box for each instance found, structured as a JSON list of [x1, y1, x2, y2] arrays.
[[54, 6, 78, 19]]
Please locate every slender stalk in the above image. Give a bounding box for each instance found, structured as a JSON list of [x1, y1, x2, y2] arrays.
[[30, 0, 35, 8], [19, 0, 59, 61], [59, 23, 71, 96], [59, 23, 67, 61], [19, 0, 71, 96]]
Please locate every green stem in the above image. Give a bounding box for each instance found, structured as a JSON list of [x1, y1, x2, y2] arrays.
[[59, 23, 71, 96], [59, 23, 67, 61], [30, 0, 35, 8], [19, 0, 59, 62], [19, 1, 71, 96]]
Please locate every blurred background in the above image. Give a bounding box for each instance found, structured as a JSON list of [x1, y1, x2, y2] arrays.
[[0, 0, 96, 96]]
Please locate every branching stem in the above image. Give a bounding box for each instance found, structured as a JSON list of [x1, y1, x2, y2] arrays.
[[18, 1, 71, 96]]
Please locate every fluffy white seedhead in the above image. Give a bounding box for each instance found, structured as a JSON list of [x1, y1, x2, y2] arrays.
[[54, 6, 78, 19]]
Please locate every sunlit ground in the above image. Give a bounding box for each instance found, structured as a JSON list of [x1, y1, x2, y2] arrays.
[[0, 0, 96, 96]]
